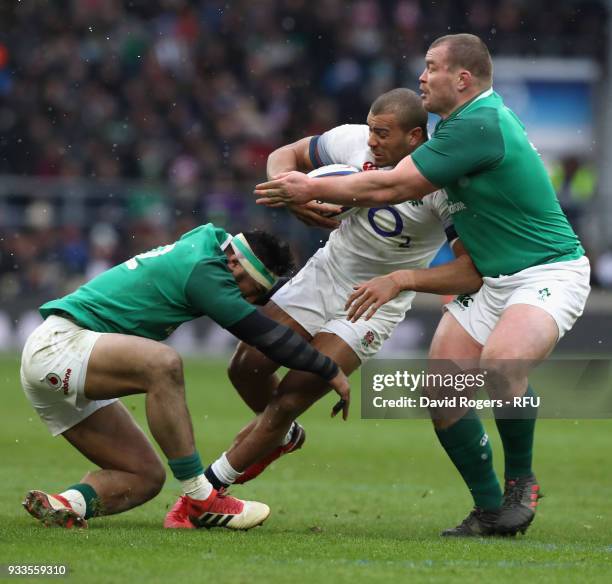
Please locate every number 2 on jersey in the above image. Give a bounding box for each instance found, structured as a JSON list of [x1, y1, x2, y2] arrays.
[[125, 244, 176, 270], [367, 207, 411, 248]]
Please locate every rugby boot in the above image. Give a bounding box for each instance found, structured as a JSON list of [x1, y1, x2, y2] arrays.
[[441, 507, 500, 537], [23, 490, 87, 529], [164, 489, 270, 530], [496, 474, 541, 536], [234, 421, 306, 485]]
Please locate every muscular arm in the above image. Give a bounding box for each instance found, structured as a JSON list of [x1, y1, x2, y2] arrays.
[[345, 240, 482, 322], [255, 155, 439, 207], [267, 137, 315, 178], [389, 240, 482, 295], [267, 136, 342, 229], [226, 309, 339, 381]]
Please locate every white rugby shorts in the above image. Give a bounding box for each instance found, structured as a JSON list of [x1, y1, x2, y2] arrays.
[[272, 250, 412, 361], [20, 315, 117, 436], [446, 256, 591, 345]]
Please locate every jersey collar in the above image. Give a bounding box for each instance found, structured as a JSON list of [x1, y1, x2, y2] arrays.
[[444, 87, 495, 122]]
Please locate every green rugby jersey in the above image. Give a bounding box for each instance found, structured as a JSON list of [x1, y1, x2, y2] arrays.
[[40, 224, 255, 340], [411, 89, 584, 277]]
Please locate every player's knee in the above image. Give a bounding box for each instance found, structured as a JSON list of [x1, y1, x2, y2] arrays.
[[228, 343, 270, 387], [146, 463, 166, 500], [480, 350, 528, 395], [227, 344, 252, 386], [481, 347, 523, 374], [137, 459, 166, 502], [270, 392, 303, 423], [481, 345, 507, 362], [148, 347, 184, 388]]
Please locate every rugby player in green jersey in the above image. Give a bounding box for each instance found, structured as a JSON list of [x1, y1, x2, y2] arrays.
[[255, 34, 590, 537], [20, 224, 349, 530]]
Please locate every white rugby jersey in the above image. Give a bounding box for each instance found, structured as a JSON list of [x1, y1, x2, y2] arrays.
[[309, 124, 457, 313]]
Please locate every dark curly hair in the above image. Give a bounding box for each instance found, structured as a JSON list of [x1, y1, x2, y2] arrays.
[[242, 230, 295, 277]]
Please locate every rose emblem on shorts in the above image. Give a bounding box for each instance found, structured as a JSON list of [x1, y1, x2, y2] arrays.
[[45, 373, 62, 391], [361, 330, 376, 349]]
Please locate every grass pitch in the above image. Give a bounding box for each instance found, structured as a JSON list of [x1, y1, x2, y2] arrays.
[[1, 353, 611, 583]]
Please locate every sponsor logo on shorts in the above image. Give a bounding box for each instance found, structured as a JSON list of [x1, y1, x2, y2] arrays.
[[454, 294, 474, 310], [538, 287, 551, 302], [62, 368, 73, 395], [45, 373, 62, 391], [361, 330, 376, 349]]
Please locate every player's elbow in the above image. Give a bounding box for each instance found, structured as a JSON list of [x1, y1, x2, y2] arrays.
[[375, 172, 423, 204], [458, 257, 483, 293], [267, 139, 311, 177], [366, 184, 406, 205], [391, 187, 417, 204], [465, 273, 483, 293], [366, 190, 392, 205]]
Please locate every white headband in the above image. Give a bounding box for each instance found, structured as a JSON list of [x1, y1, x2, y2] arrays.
[[230, 233, 277, 290]]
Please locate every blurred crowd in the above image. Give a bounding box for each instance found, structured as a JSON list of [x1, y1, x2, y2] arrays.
[[0, 0, 606, 181], [0, 0, 609, 313]]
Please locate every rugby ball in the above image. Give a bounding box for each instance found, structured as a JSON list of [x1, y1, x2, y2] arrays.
[[307, 164, 360, 219]]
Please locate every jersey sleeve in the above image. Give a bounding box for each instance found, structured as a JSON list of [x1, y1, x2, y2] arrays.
[[427, 190, 458, 243], [411, 112, 505, 186], [227, 310, 339, 381], [185, 259, 255, 328], [310, 124, 367, 167]]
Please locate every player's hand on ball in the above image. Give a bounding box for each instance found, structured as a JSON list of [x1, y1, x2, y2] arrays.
[[255, 171, 314, 207], [329, 371, 350, 420], [345, 274, 402, 322], [289, 201, 342, 230]]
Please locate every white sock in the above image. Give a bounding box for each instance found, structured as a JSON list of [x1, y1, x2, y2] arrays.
[[58, 489, 86, 517], [181, 474, 213, 501], [282, 422, 296, 446], [210, 452, 243, 486]]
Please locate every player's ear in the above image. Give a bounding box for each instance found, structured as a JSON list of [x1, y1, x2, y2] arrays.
[[408, 126, 424, 147], [457, 69, 472, 92], [226, 251, 239, 268]]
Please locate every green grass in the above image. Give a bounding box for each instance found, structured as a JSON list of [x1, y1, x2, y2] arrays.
[[1, 353, 611, 583]]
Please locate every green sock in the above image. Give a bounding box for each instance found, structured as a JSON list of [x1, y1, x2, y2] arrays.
[[168, 451, 204, 481], [67, 483, 100, 519], [494, 385, 538, 479], [435, 409, 503, 510]]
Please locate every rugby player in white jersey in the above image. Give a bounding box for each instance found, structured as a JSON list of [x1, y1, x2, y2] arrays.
[[202, 89, 482, 489]]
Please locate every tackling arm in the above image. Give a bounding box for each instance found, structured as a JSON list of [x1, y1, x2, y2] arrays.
[[388, 240, 482, 296], [255, 155, 439, 207], [227, 310, 350, 418], [227, 310, 338, 381], [345, 240, 482, 322]]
